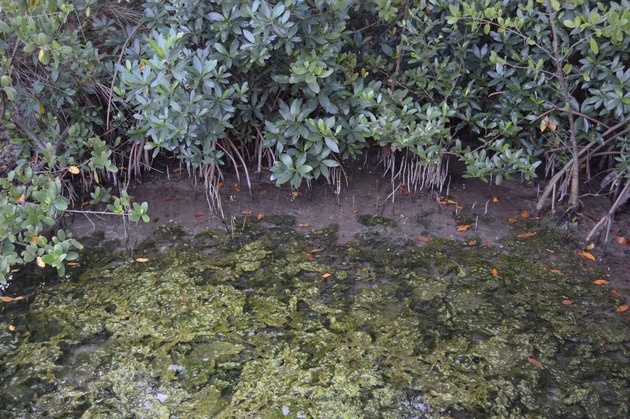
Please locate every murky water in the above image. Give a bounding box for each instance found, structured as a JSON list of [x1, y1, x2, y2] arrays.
[[1, 215, 628, 417]]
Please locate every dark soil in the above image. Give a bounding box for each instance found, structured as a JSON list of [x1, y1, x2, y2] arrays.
[[67, 162, 630, 304]]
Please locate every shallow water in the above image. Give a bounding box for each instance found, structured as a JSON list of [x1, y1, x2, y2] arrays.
[[1, 215, 629, 418]]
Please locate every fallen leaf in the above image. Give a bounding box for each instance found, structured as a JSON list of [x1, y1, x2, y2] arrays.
[[482, 241, 493, 248], [305, 254, 314, 261], [451, 193, 460, 199], [418, 237, 433, 243], [521, 210, 530, 218], [241, 210, 252, 215], [577, 251, 596, 261], [36, 256, 45, 268], [561, 300, 574, 305], [551, 269, 562, 273], [257, 214, 264, 220], [456, 224, 470, 232], [67, 262, 79, 266], [17, 194, 25, 204], [322, 273, 333, 278], [611, 228, 620, 235], [517, 232, 537, 238], [353, 209, 358, 214], [616, 305, 629, 313], [468, 240, 477, 246], [585, 243, 595, 250], [194, 212, 205, 218], [68, 165, 80, 174], [592, 279, 610, 285], [310, 248, 324, 253], [491, 268, 498, 276], [14, 296, 25, 301], [179, 301, 188, 306], [135, 258, 149, 263], [615, 236, 629, 246], [492, 197, 500, 203], [235, 187, 241, 192], [296, 223, 310, 227], [508, 216, 518, 224], [81, 201, 90, 207], [9, 325, 16, 332], [1, 297, 16, 302], [258, 188, 269, 197], [291, 191, 300, 197], [527, 357, 544, 369], [611, 289, 623, 298]]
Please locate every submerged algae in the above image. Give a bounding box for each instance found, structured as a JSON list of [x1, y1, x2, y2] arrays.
[[1, 219, 629, 417]]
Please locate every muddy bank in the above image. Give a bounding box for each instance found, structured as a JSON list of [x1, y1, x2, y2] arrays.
[[1, 215, 629, 417]]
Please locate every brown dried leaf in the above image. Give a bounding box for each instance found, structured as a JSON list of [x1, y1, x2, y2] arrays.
[[310, 248, 324, 254], [491, 268, 498, 277], [521, 210, 530, 218], [592, 279, 610, 285], [241, 210, 252, 215], [257, 213, 264, 220], [418, 237, 433, 243], [456, 224, 470, 232], [616, 305, 629, 313], [561, 300, 574, 305], [508, 216, 518, 224], [615, 236, 629, 247], [527, 357, 545, 369], [322, 273, 333, 278], [517, 232, 537, 238], [577, 251, 596, 261]]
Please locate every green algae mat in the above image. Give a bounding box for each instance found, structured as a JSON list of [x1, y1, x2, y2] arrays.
[[1, 215, 629, 418]]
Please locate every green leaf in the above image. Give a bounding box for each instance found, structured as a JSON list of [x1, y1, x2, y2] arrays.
[[589, 37, 599, 55]]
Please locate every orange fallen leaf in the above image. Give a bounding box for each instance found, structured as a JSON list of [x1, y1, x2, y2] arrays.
[[67, 262, 79, 266], [1, 297, 16, 303], [257, 214, 264, 220], [179, 301, 188, 306], [81, 201, 90, 207], [235, 187, 241, 192], [68, 165, 80, 174], [353, 209, 358, 214], [616, 305, 629, 313], [135, 258, 149, 263], [17, 194, 25, 204], [561, 300, 574, 305], [241, 210, 252, 215], [492, 197, 500, 203], [468, 240, 477, 246], [611, 289, 623, 298], [517, 232, 537, 238], [322, 273, 333, 278], [592, 279, 610, 285], [456, 224, 470, 232], [291, 191, 300, 197], [550, 269, 562, 273], [296, 223, 310, 227], [615, 236, 629, 246], [508, 216, 518, 224], [439, 200, 447, 205], [527, 357, 544, 369], [611, 228, 620, 235], [491, 268, 498, 276], [194, 212, 205, 218], [521, 210, 530, 218], [482, 241, 493, 248], [577, 251, 596, 261], [9, 325, 16, 332], [418, 237, 433, 242], [310, 248, 324, 254]]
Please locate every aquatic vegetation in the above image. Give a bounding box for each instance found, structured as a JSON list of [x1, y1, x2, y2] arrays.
[[1, 220, 628, 417]]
